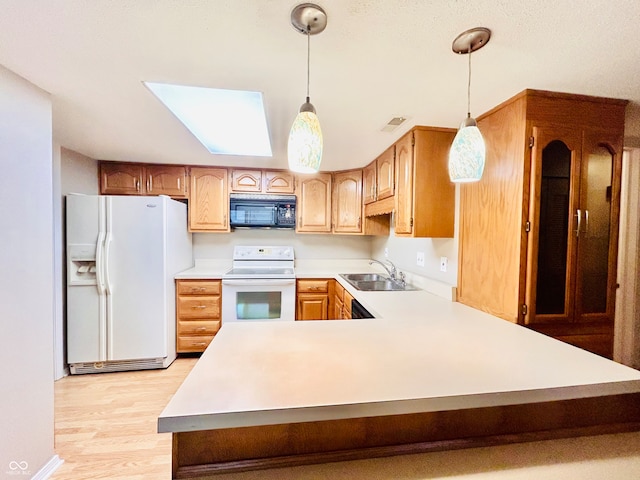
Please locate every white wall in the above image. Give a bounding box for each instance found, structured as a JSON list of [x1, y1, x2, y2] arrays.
[[194, 230, 372, 260], [614, 148, 640, 368], [371, 189, 460, 287], [0, 65, 59, 477]]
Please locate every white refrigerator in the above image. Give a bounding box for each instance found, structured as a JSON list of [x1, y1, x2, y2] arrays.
[[66, 194, 193, 374]]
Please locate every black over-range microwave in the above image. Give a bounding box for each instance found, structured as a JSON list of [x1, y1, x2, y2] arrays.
[[229, 193, 296, 229]]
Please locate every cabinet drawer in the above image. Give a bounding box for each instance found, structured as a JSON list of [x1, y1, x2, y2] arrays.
[[177, 296, 220, 318], [177, 320, 221, 336], [297, 279, 330, 293], [177, 335, 215, 353], [177, 280, 221, 296]]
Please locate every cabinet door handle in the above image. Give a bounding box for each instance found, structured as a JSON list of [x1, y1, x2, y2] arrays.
[[192, 305, 207, 309], [177, 177, 181, 190], [148, 174, 153, 192], [136, 179, 141, 192], [575, 209, 582, 237], [358, 216, 361, 229], [584, 209, 589, 235]]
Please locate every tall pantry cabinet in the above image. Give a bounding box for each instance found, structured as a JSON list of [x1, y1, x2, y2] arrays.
[[457, 89, 627, 358]]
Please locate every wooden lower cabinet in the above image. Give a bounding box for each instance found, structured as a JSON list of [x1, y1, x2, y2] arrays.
[[296, 279, 330, 320], [333, 280, 352, 319], [176, 279, 221, 353], [297, 279, 353, 320]]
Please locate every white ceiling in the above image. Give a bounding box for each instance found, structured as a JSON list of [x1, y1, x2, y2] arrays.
[[1, 0, 639, 171]]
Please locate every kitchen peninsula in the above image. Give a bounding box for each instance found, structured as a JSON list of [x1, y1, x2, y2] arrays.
[[160, 264, 640, 478]]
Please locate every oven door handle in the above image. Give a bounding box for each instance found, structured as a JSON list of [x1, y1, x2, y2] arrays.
[[222, 279, 296, 287]]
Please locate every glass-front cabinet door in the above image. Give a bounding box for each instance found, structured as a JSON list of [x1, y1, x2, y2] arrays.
[[525, 126, 622, 330], [526, 127, 582, 325], [575, 132, 622, 324]]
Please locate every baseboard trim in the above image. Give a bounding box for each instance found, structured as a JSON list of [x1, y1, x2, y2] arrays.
[[31, 454, 63, 480]]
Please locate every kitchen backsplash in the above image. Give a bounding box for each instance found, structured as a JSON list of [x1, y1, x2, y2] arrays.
[[192, 229, 373, 259]]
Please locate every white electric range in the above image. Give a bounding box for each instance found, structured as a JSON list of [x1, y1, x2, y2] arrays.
[[221, 246, 296, 322]]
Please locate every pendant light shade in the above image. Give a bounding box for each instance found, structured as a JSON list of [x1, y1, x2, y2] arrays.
[[288, 100, 323, 173], [449, 117, 486, 182], [449, 27, 491, 183], [288, 3, 327, 174]]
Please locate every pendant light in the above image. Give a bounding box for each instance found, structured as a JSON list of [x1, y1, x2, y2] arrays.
[[448, 27, 491, 183], [288, 3, 327, 174]]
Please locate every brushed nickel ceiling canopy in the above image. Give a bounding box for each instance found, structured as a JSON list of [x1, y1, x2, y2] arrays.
[[290, 3, 327, 35], [452, 27, 491, 54]]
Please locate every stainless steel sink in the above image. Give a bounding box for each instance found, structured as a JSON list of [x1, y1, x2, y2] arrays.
[[340, 273, 389, 282], [339, 274, 419, 291]]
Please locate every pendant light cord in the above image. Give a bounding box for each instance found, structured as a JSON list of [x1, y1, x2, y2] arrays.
[[467, 45, 472, 118], [306, 26, 311, 101]]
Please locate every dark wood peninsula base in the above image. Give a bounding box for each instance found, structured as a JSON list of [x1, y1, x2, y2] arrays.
[[171, 392, 640, 478]]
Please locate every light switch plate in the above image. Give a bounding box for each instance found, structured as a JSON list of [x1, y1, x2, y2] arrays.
[[416, 252, 425, 267], [384, 248, 389, 258]]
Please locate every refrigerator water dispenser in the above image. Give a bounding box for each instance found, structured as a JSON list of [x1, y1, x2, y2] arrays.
[[68, 243, 97, 285]]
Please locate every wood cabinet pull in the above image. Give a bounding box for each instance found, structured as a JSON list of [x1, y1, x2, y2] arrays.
[[192, 305, 207, 309], [136, 179, 141, 192], [149, 174, 153, 192], [196, 327, 207, 332], [190, 287, 206, 292], [177, 177, 181, 189]]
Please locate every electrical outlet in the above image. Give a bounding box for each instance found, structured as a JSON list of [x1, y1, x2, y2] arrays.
[[440, 256, 448, 272], [384, 248, 389, 258], [416, 251, 425, 267]]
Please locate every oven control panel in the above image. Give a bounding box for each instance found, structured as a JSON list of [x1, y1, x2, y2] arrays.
[[233, 246, 294, 261]]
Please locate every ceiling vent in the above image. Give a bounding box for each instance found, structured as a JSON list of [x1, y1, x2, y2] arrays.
[[381, 116, 406, 132]]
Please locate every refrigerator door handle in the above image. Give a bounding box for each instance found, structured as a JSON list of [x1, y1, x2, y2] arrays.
[[104, 231, 113, 295], [96, 231, 106, 294]]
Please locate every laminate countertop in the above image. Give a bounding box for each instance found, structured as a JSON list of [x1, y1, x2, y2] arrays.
[[159, 260, 640, 434]]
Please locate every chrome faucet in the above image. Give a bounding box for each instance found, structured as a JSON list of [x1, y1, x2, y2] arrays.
[[369, 259, 398, 281]]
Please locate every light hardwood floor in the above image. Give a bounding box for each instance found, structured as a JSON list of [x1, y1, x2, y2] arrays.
[[51, 357, 198, 480]]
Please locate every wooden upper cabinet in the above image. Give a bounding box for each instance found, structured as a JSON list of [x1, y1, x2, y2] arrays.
[[362, 162, 377, 205], [145, 165, 187, 197], [394, 132, 415, 235], [189, 167, 229, 232], [230, 169, 295, 194], [332, 170, 363, 234], [264, 170, 295, 194], [99, 162, 187, 198], [394, 127, 456, 238], [363, 146, 395, 206], [295, 173, 332, 233], [230, 169, 262, 192], [100, 163, 144, 195], [376, 146, 395, 200]]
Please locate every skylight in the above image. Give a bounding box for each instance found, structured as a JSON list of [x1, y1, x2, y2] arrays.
[[144, 82, 272, 157]]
